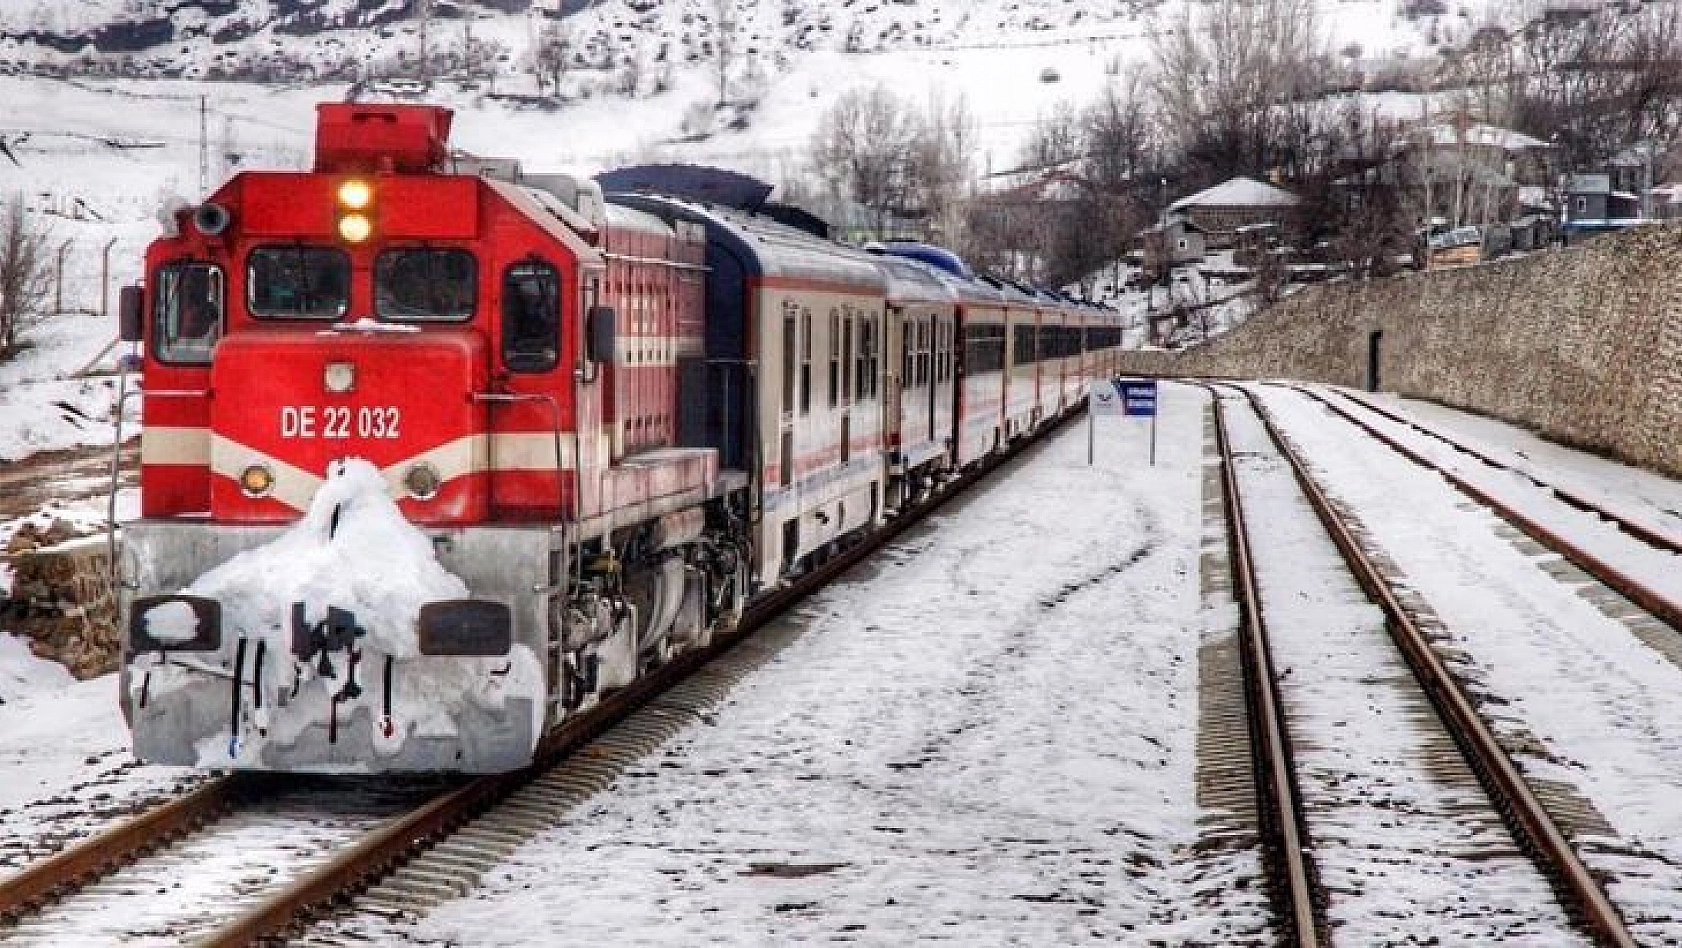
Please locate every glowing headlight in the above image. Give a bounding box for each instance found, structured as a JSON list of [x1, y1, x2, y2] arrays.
[[404, 463, 442, 500], [337, 179, 372, 210], [337, 212, 372, 244], [239, 463, 276, 498]]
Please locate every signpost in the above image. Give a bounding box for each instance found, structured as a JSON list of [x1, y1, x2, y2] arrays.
[[1089, 378, 1160, 466], [1088, 379, 1124, 464], [1118, 378, 1159, 465]]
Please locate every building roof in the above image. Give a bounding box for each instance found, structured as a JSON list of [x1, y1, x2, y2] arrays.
[[1170, 176, 1300, 212], [1568, 174, 1611, 194], [1420, 122, 1551, 152], [1141, 215, 1208, 235]]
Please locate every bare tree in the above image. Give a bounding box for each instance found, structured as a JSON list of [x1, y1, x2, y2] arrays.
[[1021, 101, 1083, 171], [1299, 103, 1416, 279], [1150, 0, 1330, 185], [905, 92, 975, 244], [810, 85, 919, 237], [453, 20, 508, 85], [0, 196, 52, 361], [1081, 68, 1159, 291], [533, 20, 573, 97], [710, 0, 740, 105], [1512, 3, 1682, 171], [414, 0, 434, 82]]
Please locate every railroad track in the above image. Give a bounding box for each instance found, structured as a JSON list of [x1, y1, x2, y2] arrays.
[[1278, 382, 1682, 635], [1203, 382, 1635, 947], [0, 409, 1075, 947]]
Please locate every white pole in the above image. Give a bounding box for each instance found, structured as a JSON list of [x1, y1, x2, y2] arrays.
[[1087, 395, 1095, 466]]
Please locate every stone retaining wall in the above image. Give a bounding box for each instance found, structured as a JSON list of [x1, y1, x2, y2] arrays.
[[1117, 224, 1682, 478]]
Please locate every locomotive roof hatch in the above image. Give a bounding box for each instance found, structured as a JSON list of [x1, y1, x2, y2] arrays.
[[315, 103, 452, 174]]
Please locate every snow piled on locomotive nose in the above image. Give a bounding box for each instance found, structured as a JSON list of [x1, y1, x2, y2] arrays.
[[187, 458, 467, 659], [129, 457, 542, 772]]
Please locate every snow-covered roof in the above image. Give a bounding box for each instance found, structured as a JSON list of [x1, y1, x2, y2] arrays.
[[1170, 177, 1300, 212], [1569, 174, 1611, 194], [1419, 122, 1551, 152]]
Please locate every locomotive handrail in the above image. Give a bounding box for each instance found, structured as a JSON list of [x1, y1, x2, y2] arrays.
[[136, 387, 214, 397], [598, 251, 710, 272], [473, 390, 570, 521], [108, 383, 211, 589]]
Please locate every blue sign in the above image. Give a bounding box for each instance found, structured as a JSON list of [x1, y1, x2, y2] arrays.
[[1119, 379, 1158, 417]]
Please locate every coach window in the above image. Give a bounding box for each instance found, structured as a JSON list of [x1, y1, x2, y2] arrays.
[[841, 313, 854, 406], [377, 249, 477, 322], [153, 262, 223, 365], [502, 260, 560, 373], [781, 302, 797, 416], [800, 307, 813, 416], [828, 309, 840, 409], [866, 316, 879, 398], [852, 316, 867, 401], [248, 246, 349, 320]]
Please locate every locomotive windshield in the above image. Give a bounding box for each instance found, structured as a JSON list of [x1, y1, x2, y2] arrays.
[[153, 262, 223, 365], [376, 249, 477, 322], [248, 246, 350, 320]]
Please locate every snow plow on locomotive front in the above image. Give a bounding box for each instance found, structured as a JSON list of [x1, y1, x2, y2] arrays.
[[114, 103, 749, 773]]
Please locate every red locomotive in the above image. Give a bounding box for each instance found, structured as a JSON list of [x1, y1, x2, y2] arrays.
[[114, 103, 1125, 773]]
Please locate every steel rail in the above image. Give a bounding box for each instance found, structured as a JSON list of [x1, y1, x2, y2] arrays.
[[191, 403, 1086, 948], [1315, 385, 1682, 555], [1200, 383, 1324, 948], [1279, 382, 1682, 635], [1234, 383, 1637, 948], [0, 773, 264, 921]]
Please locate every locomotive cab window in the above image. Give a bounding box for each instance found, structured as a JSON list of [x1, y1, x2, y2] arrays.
[[502, 260, 560, 373], [248, 246, 350, 320], [153, 262, 224, 365], [377, 249, 477, 322]]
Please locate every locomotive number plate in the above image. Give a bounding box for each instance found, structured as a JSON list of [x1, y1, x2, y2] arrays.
[[280, 405, 402, 440]]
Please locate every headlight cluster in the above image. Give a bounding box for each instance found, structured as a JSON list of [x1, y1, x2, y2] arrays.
[[336, 178, 373, 244]]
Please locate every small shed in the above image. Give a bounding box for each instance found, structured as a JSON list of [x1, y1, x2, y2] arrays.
[[1140, 216, 1207, 278]]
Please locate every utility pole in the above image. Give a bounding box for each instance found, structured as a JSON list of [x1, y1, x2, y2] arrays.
[[198, 95, 208, 196], [54, 238, 71, 315], [417, 0, 432, 82]]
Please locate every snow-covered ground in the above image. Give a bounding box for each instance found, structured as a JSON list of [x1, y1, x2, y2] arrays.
[[1258, 384, 1682, 942], [396, 387, 1269, 945], [3, 384, 1682, 940], [1219, 386, 1583, 944]]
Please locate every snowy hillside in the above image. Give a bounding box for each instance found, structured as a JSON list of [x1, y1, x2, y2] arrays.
[[0, 0, 1443, 458]]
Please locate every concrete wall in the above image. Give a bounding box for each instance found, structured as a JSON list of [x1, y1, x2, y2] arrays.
[[1117, 224, 1682, 478]]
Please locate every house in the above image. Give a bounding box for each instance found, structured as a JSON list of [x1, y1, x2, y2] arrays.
[[1139, 216, 1207, 278], [1167, 176, 1301, 247], [1651, 182, 1682, 220], [1412, 121, 1554, 186], [1399, 118, 1555, 229], [1564, 173, 1642, 237]]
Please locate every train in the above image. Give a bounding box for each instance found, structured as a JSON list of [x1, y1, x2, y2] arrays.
[[113, 103, 1127, 773]]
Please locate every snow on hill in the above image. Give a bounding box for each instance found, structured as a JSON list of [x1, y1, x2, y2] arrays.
[[0, 0, 1439, 454]]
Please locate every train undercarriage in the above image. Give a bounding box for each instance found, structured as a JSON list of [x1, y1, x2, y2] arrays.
[[119, 470, 755, 774]]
